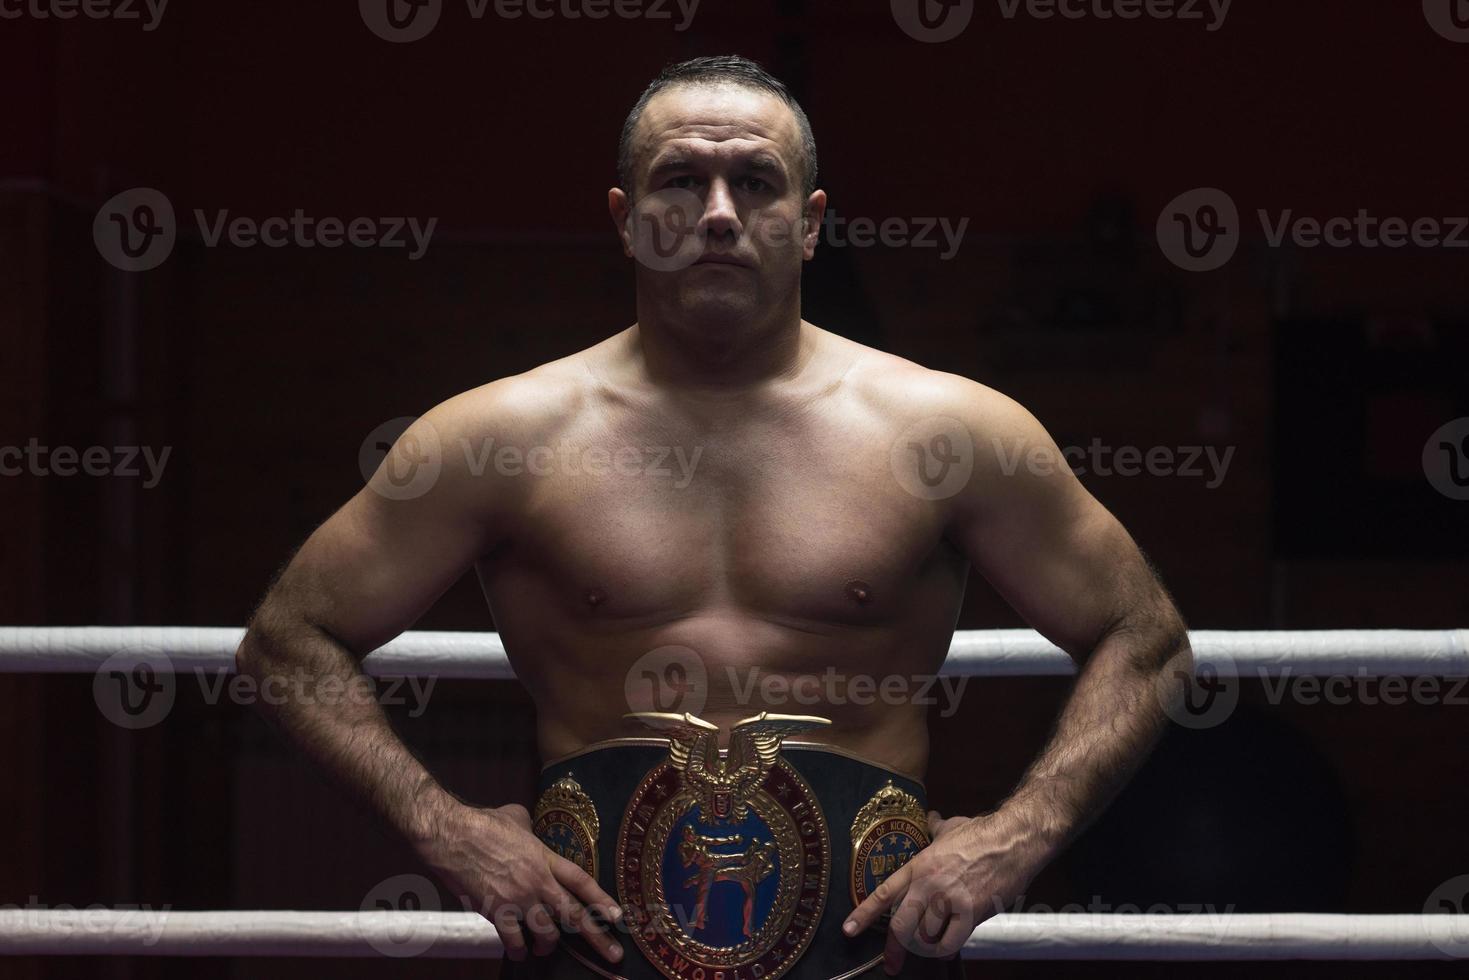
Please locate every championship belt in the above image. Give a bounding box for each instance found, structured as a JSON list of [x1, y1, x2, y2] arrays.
[[528, 720, 946, 980], [618, 711, 831, 980]]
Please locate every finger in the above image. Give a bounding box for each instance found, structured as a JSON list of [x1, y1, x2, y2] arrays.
[[884, 892, 927, 976], [936, 913, 974, 960], [549, 854, 623, 924], [844, 863, 914, 937], [524, 901, 560, 956], [927, 811, 944, 838], [492, 907, 528, 962], [549, 883, 624, 964], [918, 893, 950, 948]]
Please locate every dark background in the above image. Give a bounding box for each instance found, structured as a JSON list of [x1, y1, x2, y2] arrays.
[[3, 1, 1468, 977]]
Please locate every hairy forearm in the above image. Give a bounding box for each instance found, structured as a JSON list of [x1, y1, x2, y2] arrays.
[[234, 604, 459, 849], [996, 609, 1190, 855]]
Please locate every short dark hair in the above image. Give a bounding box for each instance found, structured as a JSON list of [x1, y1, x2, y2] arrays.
[[617, 55, 819, 199]]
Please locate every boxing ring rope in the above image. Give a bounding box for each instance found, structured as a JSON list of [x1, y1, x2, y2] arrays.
[[2, 626, 1467, 678], [2, 910, 1467, 960], [3, 625, 1467, 961]]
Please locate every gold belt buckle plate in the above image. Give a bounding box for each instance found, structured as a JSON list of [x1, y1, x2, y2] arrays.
[[617, 711, 833, 980]]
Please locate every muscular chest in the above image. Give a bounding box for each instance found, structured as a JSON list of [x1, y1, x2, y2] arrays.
[[505, 416, 957, 625]]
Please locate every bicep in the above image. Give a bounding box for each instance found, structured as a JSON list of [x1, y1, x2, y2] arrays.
[[266, 413, 500, 655], [952, 401, 1152, 659]]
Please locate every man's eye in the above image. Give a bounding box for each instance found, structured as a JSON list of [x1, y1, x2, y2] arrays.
[[669, 175, 698, 189], [743, 177, 769, 192]]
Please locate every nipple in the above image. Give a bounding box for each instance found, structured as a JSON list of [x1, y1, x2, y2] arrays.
[[844, 579, 873, 605], [584, 588, 607, 608]]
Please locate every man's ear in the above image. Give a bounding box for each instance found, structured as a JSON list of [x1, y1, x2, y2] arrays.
[[802, 189, 828, 261], [609, 187, 634, 258]]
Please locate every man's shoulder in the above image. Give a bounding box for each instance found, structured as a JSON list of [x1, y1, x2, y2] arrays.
[[838, 337, 1025, 430], [830, 336, 1057, 491], [425, 345, 606, 446]]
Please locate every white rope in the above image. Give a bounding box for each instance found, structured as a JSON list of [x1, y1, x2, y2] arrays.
[[0, 626, 1465, 679], [0, 910, 1465, 959]]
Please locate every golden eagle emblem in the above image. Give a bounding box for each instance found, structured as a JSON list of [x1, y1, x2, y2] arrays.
[[625, 711, 830, 822]]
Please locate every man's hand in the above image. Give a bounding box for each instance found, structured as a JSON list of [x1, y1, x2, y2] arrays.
[[417, 802, 625, 964], [843, 809, 1052, 975]]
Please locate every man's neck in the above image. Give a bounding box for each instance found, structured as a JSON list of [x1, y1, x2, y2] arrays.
[[630, 308, 816, 392]]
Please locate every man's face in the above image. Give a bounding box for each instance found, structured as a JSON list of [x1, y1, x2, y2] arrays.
[[612, 83, 824, 328]]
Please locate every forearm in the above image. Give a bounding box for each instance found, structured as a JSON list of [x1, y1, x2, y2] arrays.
[[995, 608, 1190, 856], [234, 603, 460, 850]]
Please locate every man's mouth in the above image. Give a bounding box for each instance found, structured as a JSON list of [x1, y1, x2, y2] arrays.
[[693, 252, 751, 268]]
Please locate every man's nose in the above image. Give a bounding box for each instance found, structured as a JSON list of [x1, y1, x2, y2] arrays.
[[700, 179, 741, 239]]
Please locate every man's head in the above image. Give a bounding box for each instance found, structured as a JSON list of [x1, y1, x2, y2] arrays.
[[609, 56, 827, 339], [617, 56, 819, 201]]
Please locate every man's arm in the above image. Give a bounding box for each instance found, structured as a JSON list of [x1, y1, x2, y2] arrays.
[[234, 390, 623, 965], [846, 381, 1191, 970]]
